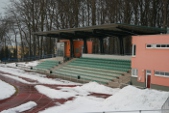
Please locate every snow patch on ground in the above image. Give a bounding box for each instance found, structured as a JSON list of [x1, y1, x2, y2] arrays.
[[77, 82, 119, 95], [1, 101, 37, 113], [59, 82, 120, 95], [0, 80, 16, 100], [0, 66, 80, 85], [39, 96, 104, 113], [0, 74, 33, 84], [35, 82, 118, 100], [39, 85, 169, 113], [102, 85, 169, 111], [22, 61, 39, 67], [4, 61, 39, 68], [35, 85, 76, 99]]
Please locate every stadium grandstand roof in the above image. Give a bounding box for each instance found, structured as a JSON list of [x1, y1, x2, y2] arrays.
[[33, 23, 166, 38]]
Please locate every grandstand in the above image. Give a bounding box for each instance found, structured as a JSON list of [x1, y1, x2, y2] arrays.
[[31, 55, 131, 87], [52, 57, 131, 86], [30, 55, 131, 87], [30, 23, 166, 87], [32, 24, 165, 87], [9, 49, 133, 87]]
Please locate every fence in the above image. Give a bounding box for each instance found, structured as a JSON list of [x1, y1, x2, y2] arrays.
[[1, 54, 57, 63], [161, 96, 169, 113]]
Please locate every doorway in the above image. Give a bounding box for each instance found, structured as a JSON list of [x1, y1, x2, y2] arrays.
[[146, 70, 151, 88]]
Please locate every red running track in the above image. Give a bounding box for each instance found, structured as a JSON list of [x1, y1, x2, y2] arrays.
[[0, 72, 111, 113], [0, 73, 75, 113]]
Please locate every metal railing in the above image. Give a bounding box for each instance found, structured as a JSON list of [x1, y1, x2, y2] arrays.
[[161, 96, 169, 113], [81, 109, 169, 113], [80, 95, 169, 113]]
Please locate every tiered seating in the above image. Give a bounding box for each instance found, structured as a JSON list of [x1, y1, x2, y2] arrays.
[[71, 57, 130, 71], [52, 57, 131, 84], [32, 60, 59, 72]]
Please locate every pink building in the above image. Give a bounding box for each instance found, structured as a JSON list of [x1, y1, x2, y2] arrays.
[[131, 34, 169, 91]]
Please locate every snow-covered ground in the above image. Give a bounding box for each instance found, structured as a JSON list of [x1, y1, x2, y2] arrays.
[[1, 101, 37, 113], [38, 84, 169, 113], [35, 85, 77, 99], [3, 61, 39, 68], [35, 82, 119, 100], [0, 80, 15, 100], [0, 66, 80, 85], [0, 61, 169, 113]]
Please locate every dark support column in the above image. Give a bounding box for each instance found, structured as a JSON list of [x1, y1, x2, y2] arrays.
[[37, 35, 39, 56], [118, 36, 124, 55], [83, 38, 87, 53], [99, 38, 104, 54], [57, 38, 60, 42], [50, 37, 52, 54], [30, 35, 32, 58], [41, 36, 43, 57], [69, 38, 74, 58]]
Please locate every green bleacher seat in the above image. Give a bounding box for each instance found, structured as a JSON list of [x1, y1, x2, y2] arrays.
[[33, 60, 59, 72], [51, 57, 131, 84]]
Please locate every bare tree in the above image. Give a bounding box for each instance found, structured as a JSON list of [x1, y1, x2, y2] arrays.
[[1, 0, 168, 57]]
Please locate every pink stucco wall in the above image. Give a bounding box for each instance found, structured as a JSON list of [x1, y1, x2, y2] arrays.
[[132, 34, 169, 86]]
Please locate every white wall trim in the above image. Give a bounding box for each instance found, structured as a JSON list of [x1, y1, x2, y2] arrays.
[[82, 54, 131, 60]]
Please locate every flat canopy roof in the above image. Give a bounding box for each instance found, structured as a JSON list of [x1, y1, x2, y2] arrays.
[[33, 23, 166, 38]]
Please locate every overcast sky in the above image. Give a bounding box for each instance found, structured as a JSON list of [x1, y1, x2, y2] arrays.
[[0, 0, 10, 15]]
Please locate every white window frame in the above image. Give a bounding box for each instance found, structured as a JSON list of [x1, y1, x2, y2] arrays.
[[132, 68, 138, 77], [154, 70, 169, 78], [146, 44, 169, 49], [156, 44, 169, 49], [146, 44, 156, 49]]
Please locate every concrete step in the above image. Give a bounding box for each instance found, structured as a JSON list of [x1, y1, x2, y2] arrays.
[[68, 63, 130, 72], [57, 68, 117, 80], [65, 65, 124, 74], [107, 81, 121, 88], [59, 67, 121, 77], [53, 71, 111, 84], [51, 58, 77, 70]]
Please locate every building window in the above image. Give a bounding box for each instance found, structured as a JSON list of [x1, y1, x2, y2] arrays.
[[147, 44, 152, 48], [155, 71, 169, 77], [146, 44, 169, 49], [132, 45, 136, 56], [161, 44, 166, 47], [132, 68, 138, 77], [156, 44, 160, 47], [146, 70, 151, 74], [166, 72, 169, 77]]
